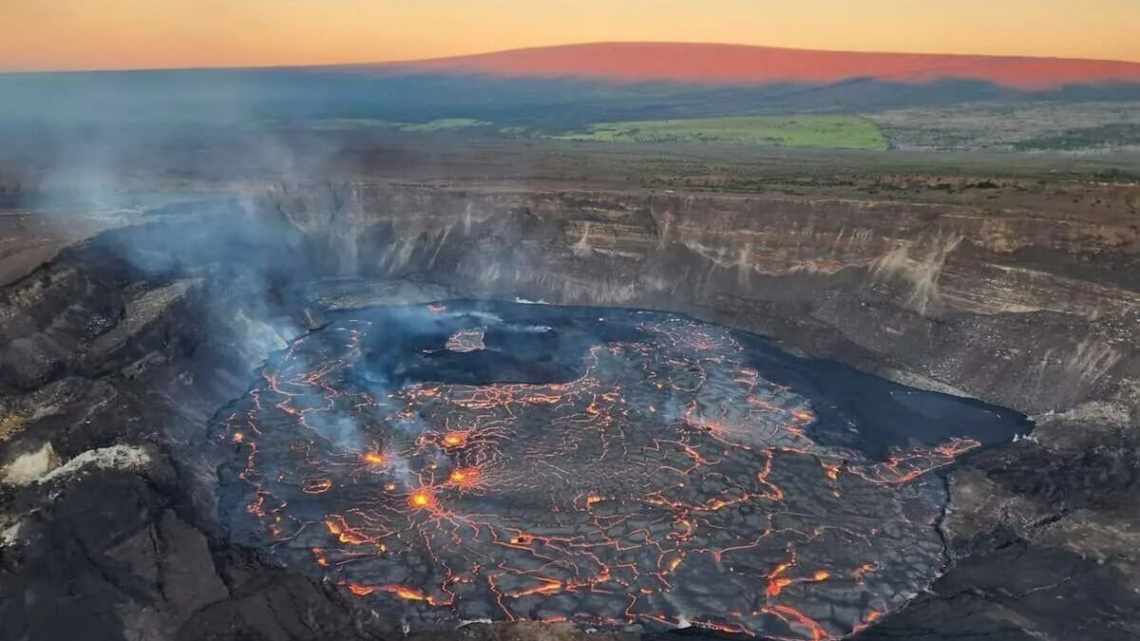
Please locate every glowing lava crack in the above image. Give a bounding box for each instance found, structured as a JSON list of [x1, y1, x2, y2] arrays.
[[215, 303, 1009, 639]]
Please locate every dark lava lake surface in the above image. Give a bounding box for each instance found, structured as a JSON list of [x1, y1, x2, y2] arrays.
[[215, 301, 1030, 639], [355, 301, 1029, 458]]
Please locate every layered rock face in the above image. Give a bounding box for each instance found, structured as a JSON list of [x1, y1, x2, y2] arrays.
[[264, 181, 1140, 423], [2, 175, 1138, 641], [260, 179, 1140, 640]]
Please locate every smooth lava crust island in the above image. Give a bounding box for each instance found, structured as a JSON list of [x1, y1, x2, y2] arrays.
[[213, 301, 1030, 640]]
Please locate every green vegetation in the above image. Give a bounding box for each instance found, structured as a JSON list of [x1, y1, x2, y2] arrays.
[[398, 118, 491, 132], [499, 126, 533, 137], [304, 118, 397, 131], [304, 118, 491, 132], [550, 115, 889, 151]]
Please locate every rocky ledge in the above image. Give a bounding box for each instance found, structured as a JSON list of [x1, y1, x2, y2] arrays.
[[1, 175, 1138, 641]]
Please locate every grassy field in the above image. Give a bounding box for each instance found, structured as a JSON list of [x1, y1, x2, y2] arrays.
[[305, 118, 491, 132], [550, 115, 889, 150], [398, 118, 491, 132]]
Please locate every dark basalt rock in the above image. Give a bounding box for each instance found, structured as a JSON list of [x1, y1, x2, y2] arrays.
[[1, 176, 1138, 641], [1, 457, 374, 641], [177, 560, 376, 641], [855, 543, 1140, 641]]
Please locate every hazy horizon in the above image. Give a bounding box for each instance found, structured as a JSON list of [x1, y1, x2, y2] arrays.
[[5, 40, 1140, 77], [4, 0, 1140, 72]]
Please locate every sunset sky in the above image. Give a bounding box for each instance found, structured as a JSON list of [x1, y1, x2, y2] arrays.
[[3, 0, 1139, 72]]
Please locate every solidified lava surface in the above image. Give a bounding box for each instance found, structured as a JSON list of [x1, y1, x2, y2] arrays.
[[214, 302, 1029, 640]]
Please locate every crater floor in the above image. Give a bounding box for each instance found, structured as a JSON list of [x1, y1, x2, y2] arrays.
[[215, 302, 1028, 640]]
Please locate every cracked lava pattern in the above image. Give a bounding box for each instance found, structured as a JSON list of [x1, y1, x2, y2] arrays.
[[216, 306, 982, 639]]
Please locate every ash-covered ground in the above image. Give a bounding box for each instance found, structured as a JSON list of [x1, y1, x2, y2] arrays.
[[214, 302, 1027, 640]]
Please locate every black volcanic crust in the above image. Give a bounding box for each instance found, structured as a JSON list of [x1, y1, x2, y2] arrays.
[[209, 302, 1026, 637], [0, 175, 1137, 641]]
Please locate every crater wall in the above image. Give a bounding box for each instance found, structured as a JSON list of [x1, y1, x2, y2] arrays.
[[2, 176, 1138, 641], [261, 182, 1140, 424]]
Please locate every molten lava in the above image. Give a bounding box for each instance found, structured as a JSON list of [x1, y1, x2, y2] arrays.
[[215, 304, 1014, 639], [409, 489, 436, 510], [441, 432, 467, 448], [448, 467, 482, 491]]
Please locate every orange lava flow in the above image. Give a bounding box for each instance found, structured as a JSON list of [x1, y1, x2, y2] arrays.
[[219, 311, 987, 640], [362, 452, 386, 466], [447, 466, 483, 492], [408, 489, 437, 510], [347, 582, 376, 596], [440, 431, 469, 449]]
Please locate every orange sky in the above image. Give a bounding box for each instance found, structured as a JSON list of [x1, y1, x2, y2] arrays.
[[3, 0, 1139, 72]]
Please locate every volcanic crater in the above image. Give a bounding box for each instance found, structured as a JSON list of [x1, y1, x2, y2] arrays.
[[214, 301, 1027, 639], [2, 170, 1137, 641]]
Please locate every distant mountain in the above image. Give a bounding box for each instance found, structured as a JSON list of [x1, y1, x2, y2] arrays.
[[3, 43, 1140, 135], [384, 42, 1140, 91]]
